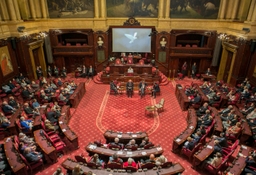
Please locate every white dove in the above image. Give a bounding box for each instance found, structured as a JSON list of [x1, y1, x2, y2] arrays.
[[124, 32, 137, 43]]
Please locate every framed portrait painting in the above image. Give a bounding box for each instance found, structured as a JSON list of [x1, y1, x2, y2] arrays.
[[0, 46, 14, 76]]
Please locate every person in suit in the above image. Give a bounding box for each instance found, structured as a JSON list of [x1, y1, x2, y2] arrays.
[[191, 62, 197, 79], [125, 139, 138, 150], [1, 101, 16, 114], [219, 105, 233, 117], [196, 102, 209, 116], [139, 137, 152, 148], [87, 65, 94, 78], [139, 80, 147, 98], [19, 133, 35, 145], [110, 137, 123, 149], [151, 82, 160, 98], [47, 65, 52, 77], [24, 147, 43, 163], [81, 65, 87, 78], [221, 110, 235, 121], [192, 130, 202, 142], [190, 93, 201, 104], [36, 66, 42, 79], [46, 111, 59, 123], [206, 68, 211, 75], [213, 140, 222, 154], [213, 133, 228, 147], [197, 110, 211, 126], [45, 119, 59, 131], [8, 96, 19, 109], [243, 155, 256, 175], [20, 116, 33, 131], [209, 92, 221, 105], [184, 137, 196, 151], [53, 66, 59, 77], [109, 153, 123, 164], [181, 62, 187, 77], [1, 118, 10, 128], [23, 103, 40, 117], [126, 79, 134, 98], [140, 154, 156, 164], [61, 67, 67, 78], [72, 164, 84, 175], [22, 87, 34, 99], [222, 114, 238, 130], [110, 81, 118, 95], [1, 84, 12, 94]]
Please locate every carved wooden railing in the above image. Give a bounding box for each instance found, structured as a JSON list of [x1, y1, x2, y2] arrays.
[[169, 47, 213, 57], [52, 45, 94, 56]]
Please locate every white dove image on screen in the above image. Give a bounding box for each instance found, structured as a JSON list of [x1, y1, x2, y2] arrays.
[[125, 32, 137, 43]]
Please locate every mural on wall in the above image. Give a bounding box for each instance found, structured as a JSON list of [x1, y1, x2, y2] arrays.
[[170, 0, 220, 19], [47, 0, 94, 18], [107, 0, 158, 17], [0, 46, 13, 77]]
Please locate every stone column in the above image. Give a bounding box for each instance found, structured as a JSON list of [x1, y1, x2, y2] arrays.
[[35, 0, 42, 18], [158, 0, 164, 18], [0, 0, 9, 21], [13, 0, 21, 20], [94, 0, 99, 18], [165, 0, 170, 18], [0, 13, 2, 21], [247, 0, 256, 21], [231, 0, 240, 20], [6, 0, 17, 20], [100, 0, 106, 18], [219, 0, 227, 19], [40, 0, 47, 18], [252, 6, 256, 21], [29, 0, 37, 19]]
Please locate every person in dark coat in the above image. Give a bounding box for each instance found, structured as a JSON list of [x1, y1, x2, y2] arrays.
[[126, 79, 134, 98], [151, 82, 160, 98], [110, 81, 118, 95], [191, 62, 197, 79]]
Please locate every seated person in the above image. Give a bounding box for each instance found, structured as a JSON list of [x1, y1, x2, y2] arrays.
[[201, 116, 213, 127], [213, 133, 228, 147], [58, 92, 69, 103], [126, 79, 134, 98], [197, 125, 206, 135], [204, 152, 223, 168], [196, 102, 209, 116], [19, 141, 37, 154], [222, 115, 238, 130], [213, 140, 222, 154], [31, 81, 39, 89], [192, 130, 202, 142], [185, 86, 196, 96], [51, 102, 61, 115], [139, 137, 152, 148], [46, 111, 59, 123], [123, 158, 137, 168], [19, 132, 35, 145], [2, 84, 12, 94], [109, 153, 123, 164], [45, 119, 59, 132], [152, 82, 160, 98], [243, 154, 256, 175], [184, 137, 197, 151], [226, 122, 242, 137], [155, 155, 168, 165], [20, 116, 33, 131], [206, 88, 216, 100], [206, 68, 211, 75], [110, 81, 118, 95], [1, 101, 16, 114], [139, 80, 147, 98], [221, 110, 235, 121], [72, 164, 84, 175], [197, 110, 211, 125], [219, 105, 233, 117], [247, 108, 256, 120], [89, 153, 103, 167], [189, 93, 201, 104], [40, 91, 52, 103], [24, 147, 43, 163], [32, 99, 40, 109], [23, 103, 40, 117], [8, 96, 19, 109], [125, 139, 138, 150], [140, 154, 156, 164], [209, 92, 221, 105], [109, 137, 123, 149], [53, 167, 64, 175], [22, 87, 34, 99], [1, 118, 10, 128]]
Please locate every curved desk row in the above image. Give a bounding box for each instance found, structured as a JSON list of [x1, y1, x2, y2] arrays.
[[62, 158, 185, 175], [175, 84, 190, 111], [209, 107, 223, 135], [104, 130, 148, 144], [85, 143, 163, 160], [69, 82, 86, 108], [172, 109, 197, 152]]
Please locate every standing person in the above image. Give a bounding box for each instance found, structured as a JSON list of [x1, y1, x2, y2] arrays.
[[61, 67, 67, 78], [110, 81, 118, 95], [81, 65, 87, 78], [206, 68, 211, 75], [191, 62, 197, 79], [87, 65, 94, 79], [139, 80, 147, 98], [36, 66, 42, 79], [53, 66, 59, 77], [151, 82, 160, 99], [182, 62, 187, 77], [126, 79, 134, 98], [47, 65, 52, 77]]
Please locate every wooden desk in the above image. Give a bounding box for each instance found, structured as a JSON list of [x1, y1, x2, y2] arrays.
[[61, 105, 71, 122], [4, 137, 28, 175], [34, 130, 57, 163], [69, 82, 86, 108], [104, 131, 148, 144], [109, 64, 152, 75], [61, 158, 185, 175], [7, 108, 21, 136], [209, 107, 223, 135], [212, 86, 228, 108], [193, 138, 215, 168], [172, 109, 197, 152], [201, 74, 216, 82], [225, 145, 252, 175], [193, 84, 209, 103], [232, 106, 252, 143], [59, 115, 79, 150], [175, 84, 189, 111], [85, 143, 163, 161]]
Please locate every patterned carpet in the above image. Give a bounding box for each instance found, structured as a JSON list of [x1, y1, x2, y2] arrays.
[[36, 76, 207, 175]]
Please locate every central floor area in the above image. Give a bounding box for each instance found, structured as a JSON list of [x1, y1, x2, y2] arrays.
[[37, 78, 206, 175]]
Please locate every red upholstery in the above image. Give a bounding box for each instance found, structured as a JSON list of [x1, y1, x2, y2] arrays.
[[45, 132, 66, 153], [192, 44, 198, 47], [74, 155, 87, 163], [140, 162, 156, 169], [181, 143, 202, 161], [139, 59, 144, 65], [127, 57, 133, 64], [177, 73, 183, 80], [177, 44, 182, 47], [204, 157, 228, 175], [20, 153, 44, 174], [107, 162, 123, 169], [212, 97, 222, 109], [123, 163, 138, 172]]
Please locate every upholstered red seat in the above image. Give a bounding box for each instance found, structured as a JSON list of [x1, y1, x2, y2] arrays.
[[20, 153, 44, 174], [204, 157, 228, 175], [107, 161, 122, 169], [181, 143, 202, 161]]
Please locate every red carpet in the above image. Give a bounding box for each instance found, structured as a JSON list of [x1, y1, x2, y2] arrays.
[[36, 75, 208, 175]]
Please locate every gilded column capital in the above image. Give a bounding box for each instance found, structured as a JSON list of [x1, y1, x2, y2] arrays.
[[6, 0, 17, 20]]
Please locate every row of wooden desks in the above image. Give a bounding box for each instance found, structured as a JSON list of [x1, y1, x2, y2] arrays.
[[192, 138, 215, 168], [201, 74, 216, 82], [69, 82, 86, 108], [175, 84, 189, 111], [172, 109, 197, 152], [85, 143, 163, 161], [62, 158, 185, 175], [209, 107, 223, 135], [225, 145, 252, 175], [34, 130, 57, 164], [104, 130, 148, 144], [193, 84, 209, 104], [4, 137, 27, 175]]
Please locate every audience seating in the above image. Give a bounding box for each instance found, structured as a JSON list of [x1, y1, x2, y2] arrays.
[[44, 131, 66, 154], [15, 119, 32, 135], [181, 143, 202, 161], [74, 155, 87, 164], [123, 164, 138, 172], [107, 162, 122, 169], [203, 157, 228, 175], [20, 153, 44, 175]]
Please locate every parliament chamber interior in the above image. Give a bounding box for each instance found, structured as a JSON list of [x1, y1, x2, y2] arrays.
[[1, 0, 256, 175]]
